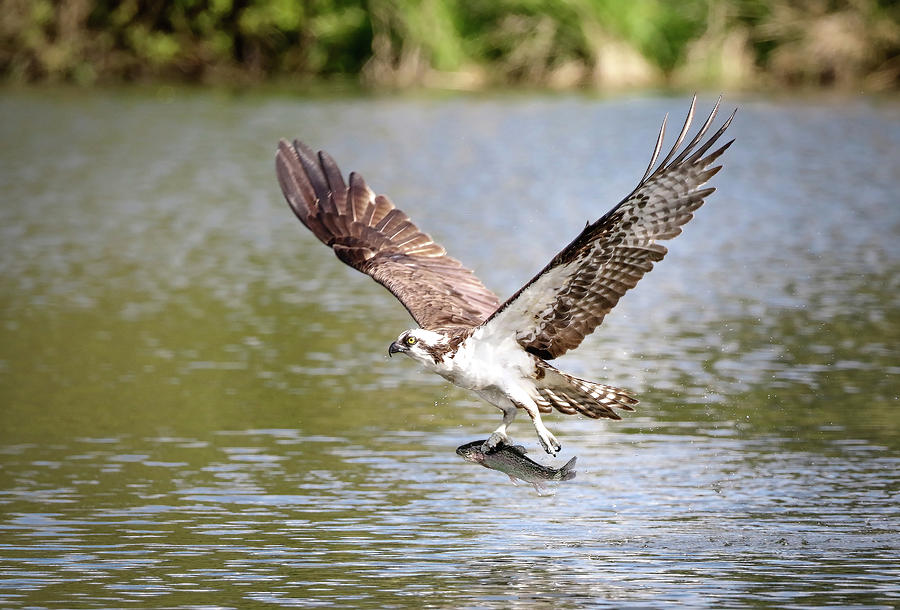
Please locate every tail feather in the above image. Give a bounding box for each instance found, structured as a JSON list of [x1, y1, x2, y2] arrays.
[[535, 367, 638, 420]]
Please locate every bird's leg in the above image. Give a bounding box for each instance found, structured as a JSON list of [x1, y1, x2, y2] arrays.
[[483, 402, 517, 453], [519, 401, 561, 456]]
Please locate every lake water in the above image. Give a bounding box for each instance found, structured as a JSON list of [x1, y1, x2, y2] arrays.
[[0, 90, 898, 608]]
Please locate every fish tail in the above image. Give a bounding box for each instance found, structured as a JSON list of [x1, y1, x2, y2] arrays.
[[559, 456, 577, 481]]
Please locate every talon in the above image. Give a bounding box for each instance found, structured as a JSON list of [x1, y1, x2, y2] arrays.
[[482, 432, 509, 453], [539, 433, 561, 456]]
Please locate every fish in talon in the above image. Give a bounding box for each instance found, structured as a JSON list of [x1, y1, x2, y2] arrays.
[[456, 439, 577, 495]]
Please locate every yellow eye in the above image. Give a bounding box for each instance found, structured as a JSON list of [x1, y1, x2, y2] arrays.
[[406, 336, 417, 346]]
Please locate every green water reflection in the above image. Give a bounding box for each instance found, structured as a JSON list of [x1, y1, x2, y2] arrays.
[[2, 267, 897, 448]]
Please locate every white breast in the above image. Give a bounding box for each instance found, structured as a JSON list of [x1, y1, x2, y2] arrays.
[[432, 327, 534, 393]]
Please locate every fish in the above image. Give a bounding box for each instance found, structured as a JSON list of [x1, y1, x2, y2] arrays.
[[456, 439, 577, 495]]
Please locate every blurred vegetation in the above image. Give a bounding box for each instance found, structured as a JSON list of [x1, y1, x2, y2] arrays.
[[1, 0, 898, 90]]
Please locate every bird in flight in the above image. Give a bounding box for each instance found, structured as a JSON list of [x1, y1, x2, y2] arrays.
[[275, 97, 735, 456]]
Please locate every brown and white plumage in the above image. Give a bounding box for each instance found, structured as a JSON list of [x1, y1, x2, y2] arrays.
[[482, 96, 735, 360], [275, 97, 735, 455], [276, 139, 500, 328]]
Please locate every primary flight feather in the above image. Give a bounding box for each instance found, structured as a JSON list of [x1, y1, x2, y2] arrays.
[[275, 97, 735, 455]]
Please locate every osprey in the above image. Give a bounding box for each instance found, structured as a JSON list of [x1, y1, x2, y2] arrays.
[[275, 97, 735, 456]]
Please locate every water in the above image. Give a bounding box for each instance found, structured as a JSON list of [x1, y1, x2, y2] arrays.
[[1, 90, 898, 608]]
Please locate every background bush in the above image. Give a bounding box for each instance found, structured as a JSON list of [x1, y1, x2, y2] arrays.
[[1, 0, 897, 90]]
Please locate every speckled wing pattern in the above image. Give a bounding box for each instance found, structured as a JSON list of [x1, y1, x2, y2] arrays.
[[481, 97, 736, 360], [275, 139, 501, 329]]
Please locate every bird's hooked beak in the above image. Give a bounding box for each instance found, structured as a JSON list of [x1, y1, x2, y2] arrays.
[[388, 341, 406, 357]]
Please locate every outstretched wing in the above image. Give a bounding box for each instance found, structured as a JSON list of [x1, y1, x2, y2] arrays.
[[481, 97, 736, 360], [275, 139, 501, 329]]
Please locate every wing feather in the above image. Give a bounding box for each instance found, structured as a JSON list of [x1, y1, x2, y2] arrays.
[[480, 97, 736, 359], [348, 173, 370, 221], [317, 151, 347, 208], [275, 139, 501, 329]]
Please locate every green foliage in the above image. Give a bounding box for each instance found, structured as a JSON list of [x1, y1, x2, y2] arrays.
[[0, 0, 896, 89], [585, 0, 706, 71]]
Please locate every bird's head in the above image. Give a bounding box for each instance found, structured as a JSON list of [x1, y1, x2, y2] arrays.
[[388, 328, 449, 365]]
